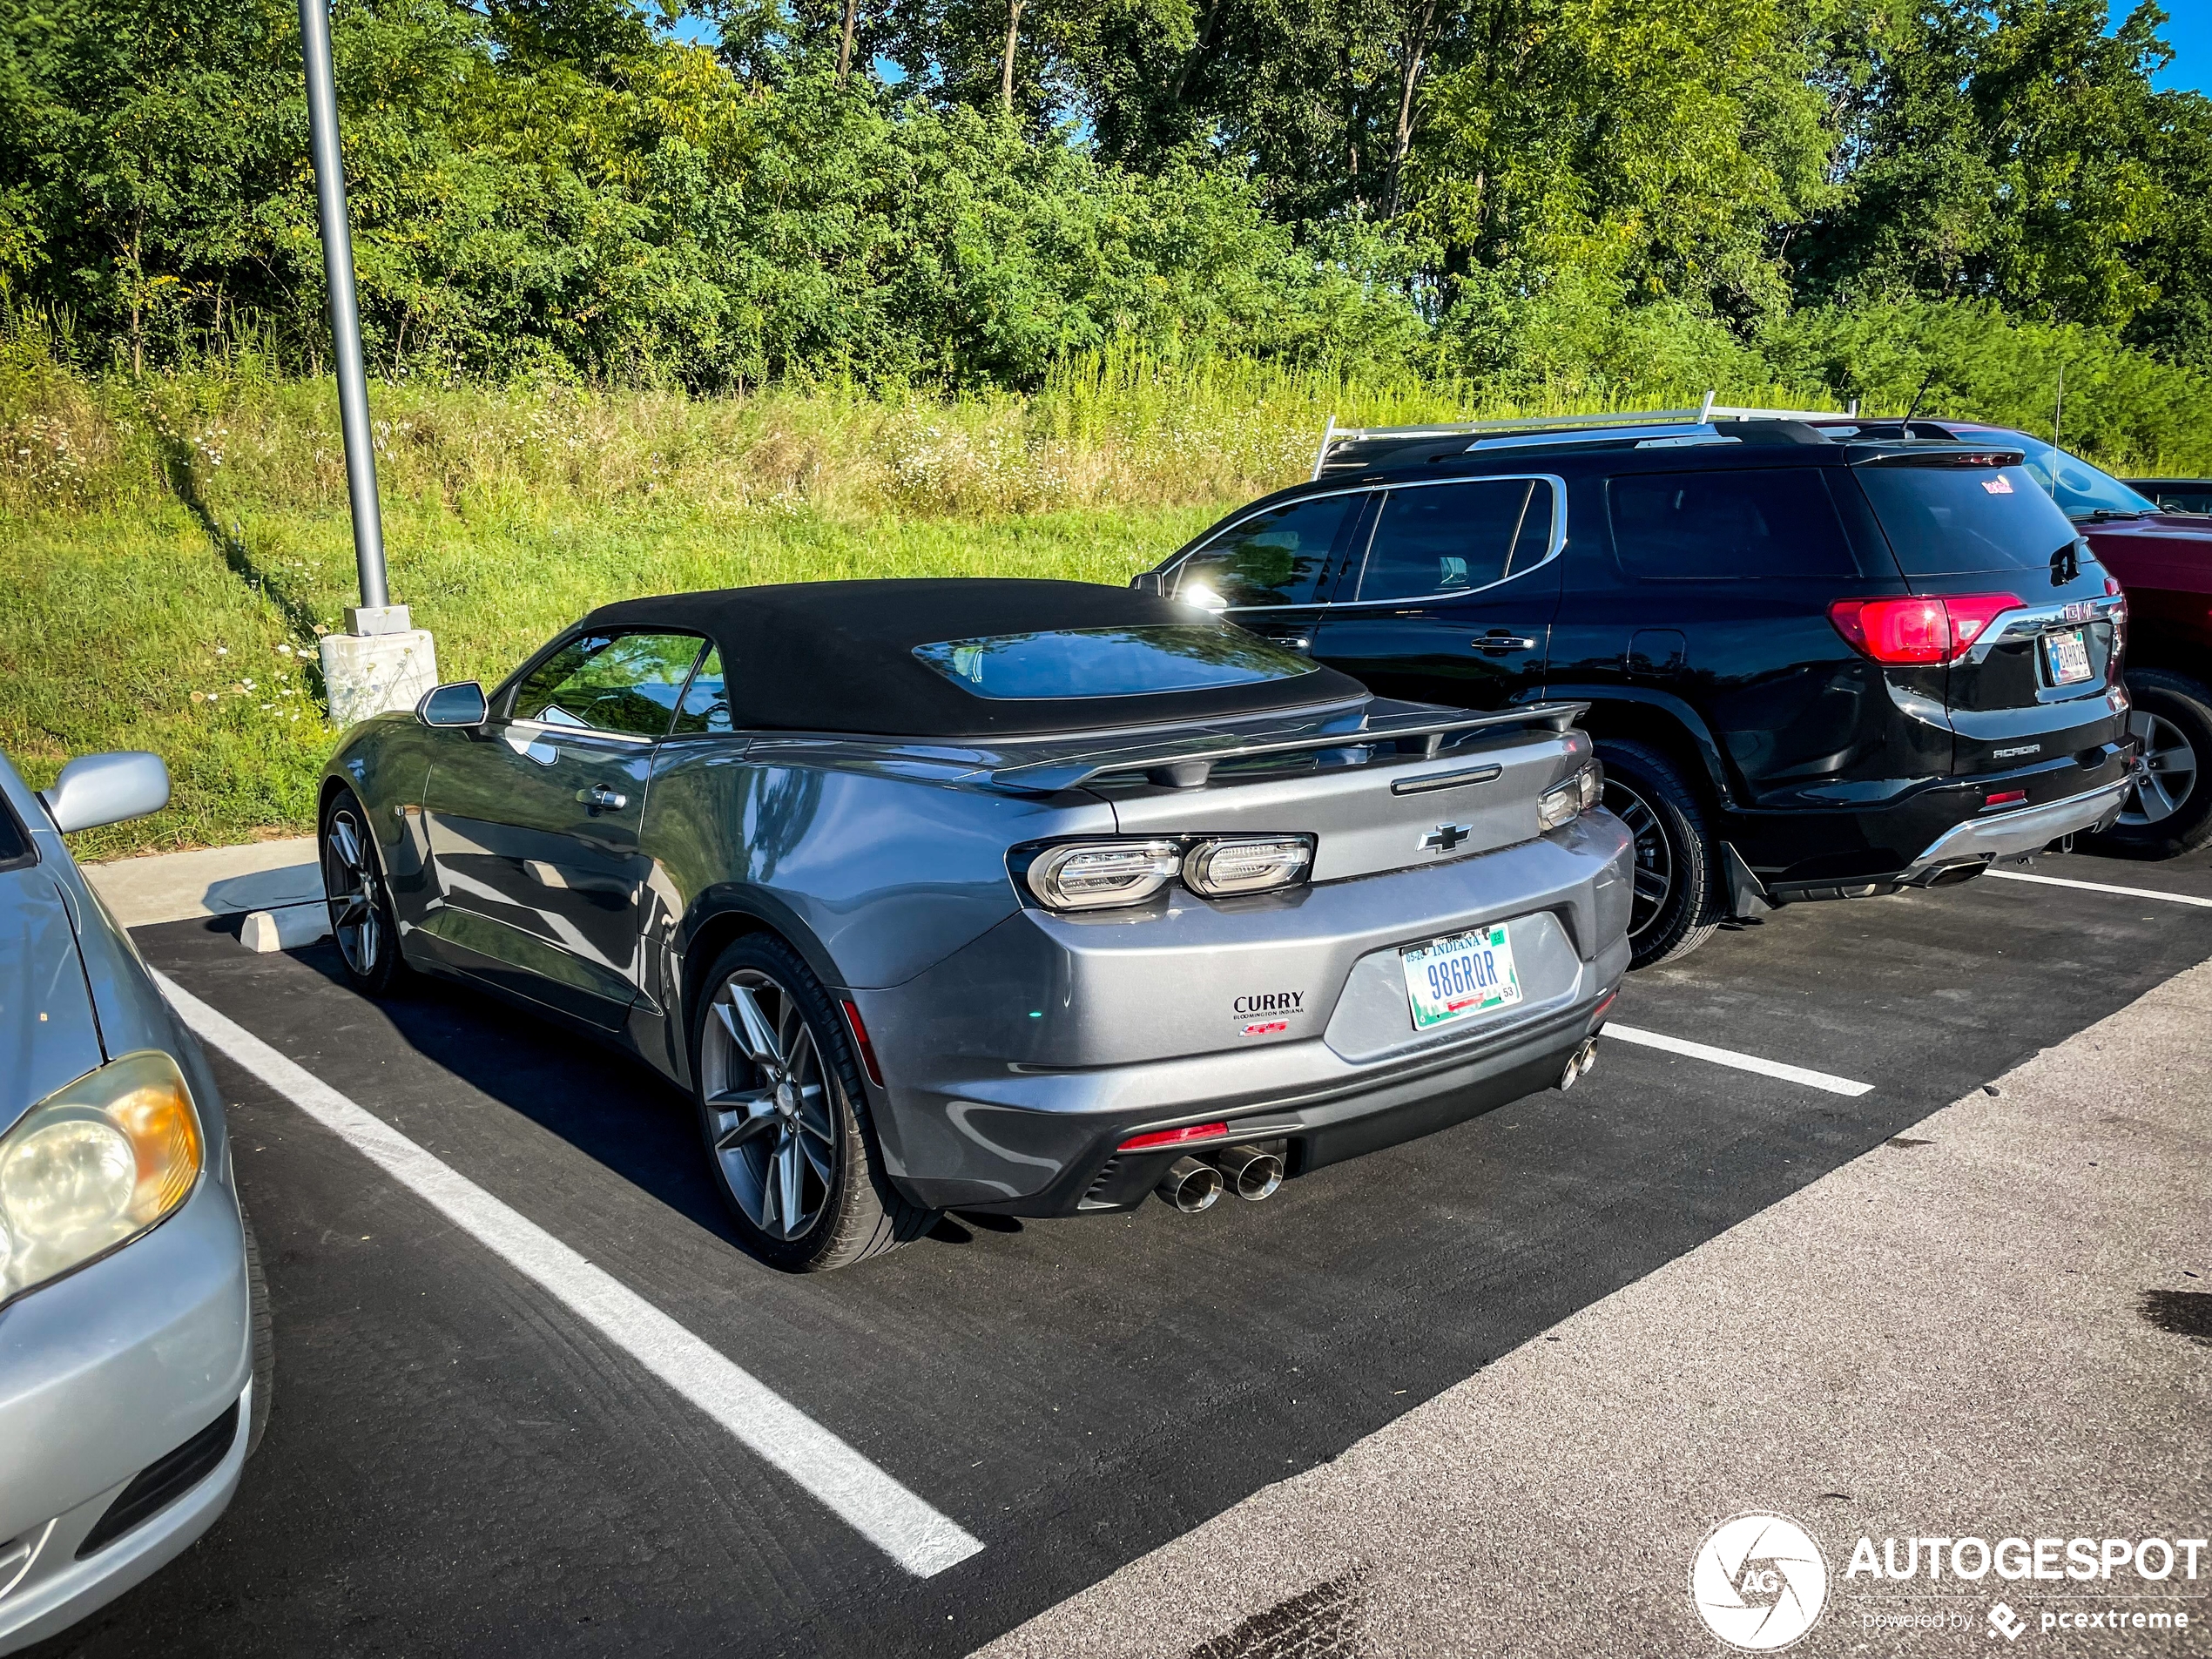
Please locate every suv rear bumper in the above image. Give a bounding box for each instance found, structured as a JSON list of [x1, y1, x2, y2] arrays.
[[1896, 779, 2129, 883], [1731, 741, 2131, 900]]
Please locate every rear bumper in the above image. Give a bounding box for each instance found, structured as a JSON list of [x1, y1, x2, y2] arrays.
[[1896, 779, 2129, 882], [853, 813, 1635, 1216], [1731, 741, 2131, 899]]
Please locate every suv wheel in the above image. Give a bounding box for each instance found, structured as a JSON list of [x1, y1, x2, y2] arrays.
[[2082, 669, 2212, 860], [690, 935, 935, 1272], [1595, 739, 1723, 969]]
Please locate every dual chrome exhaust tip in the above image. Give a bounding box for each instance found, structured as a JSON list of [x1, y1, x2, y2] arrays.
[[1156, 1143, 1285, 1213], [1557, 1036, 1599, 1090]]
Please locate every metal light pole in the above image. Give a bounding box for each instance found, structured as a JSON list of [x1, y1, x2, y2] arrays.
[[300, 0, 439, 723]]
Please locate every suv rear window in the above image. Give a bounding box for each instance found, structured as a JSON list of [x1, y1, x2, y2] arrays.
[[1608, 469, 1860, 580], [914, 624, 1317, 699], [1855, 461, 2080, 576]]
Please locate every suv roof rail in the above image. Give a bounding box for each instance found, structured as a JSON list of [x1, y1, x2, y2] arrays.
[[1310, 392, 1865, 478]]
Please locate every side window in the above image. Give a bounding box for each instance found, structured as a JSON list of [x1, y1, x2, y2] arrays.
[[671, 646, 732, 735], [1356, 478, 1554, 603], [1172, 494, 1362, 609], [1608, 469, 1858, 581], [510, 631, 708, 738]]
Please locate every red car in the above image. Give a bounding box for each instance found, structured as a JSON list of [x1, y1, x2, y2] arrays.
[[1814, 419, 2209, 858]]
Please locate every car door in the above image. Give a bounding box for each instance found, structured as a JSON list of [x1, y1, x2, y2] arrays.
[[1163, 489, 1374, 655], [1311, 475, 1564, 710], [421, 630, 709, 1028]]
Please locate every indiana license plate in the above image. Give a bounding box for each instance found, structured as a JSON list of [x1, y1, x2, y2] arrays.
[[2044, 628, 2092, 685], [1401, 923, 1522, 1032]]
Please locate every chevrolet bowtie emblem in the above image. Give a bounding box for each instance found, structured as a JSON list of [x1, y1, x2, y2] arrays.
[[1421, 822, 1472, 853]]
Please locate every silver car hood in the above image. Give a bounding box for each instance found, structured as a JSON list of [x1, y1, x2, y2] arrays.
[[0, 865, 104, 1136]]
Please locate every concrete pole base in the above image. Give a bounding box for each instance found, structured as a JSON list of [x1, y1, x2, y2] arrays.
[[320, 609, 439, 730]]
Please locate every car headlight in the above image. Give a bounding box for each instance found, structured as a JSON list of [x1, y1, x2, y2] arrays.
[[0, 1051, 204, 1308], [1183, 835, 1314, 896], [1027, 840, 1184, 910], [1538, 761, 1603, 832]]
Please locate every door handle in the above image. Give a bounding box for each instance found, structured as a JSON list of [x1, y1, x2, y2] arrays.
[[577, 783, 629, 811], [1474, 631, 1539, 654], [1254, 630, 1313, 652]]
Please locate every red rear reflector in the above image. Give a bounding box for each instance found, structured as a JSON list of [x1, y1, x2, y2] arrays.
[[1117, 1122, 1230, 1153], [840, 1000, 885, 1088], [1986, 789, 2028, 807], [1828, 593, 2023, 664]]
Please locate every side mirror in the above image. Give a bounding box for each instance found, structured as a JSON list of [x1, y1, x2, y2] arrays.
[[417, 681, 489, 728], [41, 751, 171, 833], [1130, 570, 1166, 597]]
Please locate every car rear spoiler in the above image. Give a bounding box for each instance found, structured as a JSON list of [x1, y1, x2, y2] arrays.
[[987, 702, 1589, 794]]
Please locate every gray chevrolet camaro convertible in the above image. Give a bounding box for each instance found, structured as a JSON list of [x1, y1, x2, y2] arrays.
[[321, 579, 1634, 1271]]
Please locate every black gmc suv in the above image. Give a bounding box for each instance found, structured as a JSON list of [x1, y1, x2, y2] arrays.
[[1135, 407, 2134, 968]]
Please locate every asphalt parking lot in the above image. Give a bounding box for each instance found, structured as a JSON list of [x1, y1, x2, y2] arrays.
[[26, 846, 2212, 1659]]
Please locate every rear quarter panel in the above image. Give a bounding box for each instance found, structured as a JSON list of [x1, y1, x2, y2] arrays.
[[641, 741, 1116, 995]]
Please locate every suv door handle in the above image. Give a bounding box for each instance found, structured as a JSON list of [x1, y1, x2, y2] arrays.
[[577, 783, 629, 811], [1474, 631, 1539, 654]]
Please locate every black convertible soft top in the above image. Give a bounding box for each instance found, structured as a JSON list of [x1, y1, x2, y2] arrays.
[[578, 578, 1368, 738]]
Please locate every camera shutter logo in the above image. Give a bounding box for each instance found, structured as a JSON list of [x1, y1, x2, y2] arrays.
[[1689, 1513, 1829, 1650]]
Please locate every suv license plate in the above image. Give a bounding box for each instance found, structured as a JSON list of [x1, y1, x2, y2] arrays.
[[2044, 628, 2093, 685], [1402, 924, 1522, 1032]]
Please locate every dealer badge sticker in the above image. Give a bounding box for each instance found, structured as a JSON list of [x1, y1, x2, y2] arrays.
[[1690, 1513, 1829, 1650]]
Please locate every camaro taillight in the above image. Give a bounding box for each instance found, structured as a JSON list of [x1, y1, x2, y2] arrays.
[[1537, 761, 1603, 832], [1184, 836, 1312, 896], [1026, 840, 1181, 910], [1022, 834, 1317, 911], [1827, 593, 2023, 664]]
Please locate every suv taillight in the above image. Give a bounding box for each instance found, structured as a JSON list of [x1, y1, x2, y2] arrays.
[[1828, 593, 2023, 664]]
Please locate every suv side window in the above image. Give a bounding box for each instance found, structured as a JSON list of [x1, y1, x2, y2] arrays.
[[1356, 478, 1554, 602], [1608, 469, 1859, 580], [1173, 494, 1364, 609], [510, 631, 710, 738]]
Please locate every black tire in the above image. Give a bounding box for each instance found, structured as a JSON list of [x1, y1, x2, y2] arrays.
[[688, 934, 934, 1272], [1595, 738, 1724, 969], [319, 786, 405, 995], [240, 1202, 274, 1459], [2080, 669, 2212, 860]]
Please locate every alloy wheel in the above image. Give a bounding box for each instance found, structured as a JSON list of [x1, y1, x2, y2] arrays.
[[322, 806, 383, 978], [699, 969, 836, 1241], [1602, 778, 1673, 939], [2118, 710, 2199, 826]]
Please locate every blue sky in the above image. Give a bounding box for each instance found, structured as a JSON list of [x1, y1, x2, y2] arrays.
[[2147, 0, 2209, 91]]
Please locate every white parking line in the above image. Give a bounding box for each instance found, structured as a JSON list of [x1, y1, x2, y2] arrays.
[[153, 970, 984, 1579], [1600, 1022, 1873, 1097], [1984, 869, 2212, 908]]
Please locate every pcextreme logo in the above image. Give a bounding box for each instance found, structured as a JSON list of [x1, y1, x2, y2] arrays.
[[1690, 1513, 1829, 1651]]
